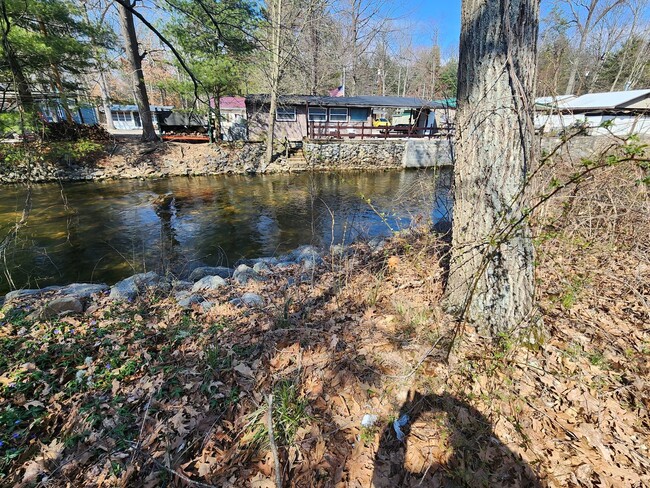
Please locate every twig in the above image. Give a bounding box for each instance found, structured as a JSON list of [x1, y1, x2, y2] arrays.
[[267, 394, 283, 488], [383, 334, 445, 379], [133, 446, 219, 488]]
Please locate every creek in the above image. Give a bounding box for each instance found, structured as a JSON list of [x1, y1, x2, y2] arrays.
[[0, 169, 452, 294]]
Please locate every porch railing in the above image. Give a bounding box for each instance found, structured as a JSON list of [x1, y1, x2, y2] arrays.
[[308, 121, 455, 140]]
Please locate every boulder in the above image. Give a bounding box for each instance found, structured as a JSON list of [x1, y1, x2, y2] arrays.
[[4, 286, 61, 302], [233, 264, 264, 285], [240, 292, 264, 307], [287, 245, 323, 269], [176, 293, 205, 309], [109, 272, 162, 301], [192, 275, 227, 292], [188, 266, 234, 281], [35, 296, 84, 319], [252, 261, 271, 274], [59, 283, 108, 298]]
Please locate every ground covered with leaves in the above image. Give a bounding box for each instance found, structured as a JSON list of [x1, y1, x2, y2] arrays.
[[1, 151, 649, 487]]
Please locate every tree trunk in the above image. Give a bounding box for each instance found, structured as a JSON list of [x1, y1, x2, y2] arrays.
[[98, 69, 115, 130], [265, 0, 282, 165], [116, 1, 158, 142], [444, 0, 539, 337], [0, 1, 34, 114], [214, 89, 222, 141]]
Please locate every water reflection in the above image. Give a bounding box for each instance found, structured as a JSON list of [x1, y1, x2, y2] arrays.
[[0, 169, 452, 293]]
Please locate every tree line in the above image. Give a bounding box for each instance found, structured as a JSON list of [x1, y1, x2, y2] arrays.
[[0, 0, 648, 142]]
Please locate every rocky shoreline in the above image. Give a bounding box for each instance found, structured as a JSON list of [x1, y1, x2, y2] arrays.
[[0, 244, 341, 318]]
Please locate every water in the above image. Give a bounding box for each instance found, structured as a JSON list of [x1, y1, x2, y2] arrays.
[[0, 169, 452, 294]]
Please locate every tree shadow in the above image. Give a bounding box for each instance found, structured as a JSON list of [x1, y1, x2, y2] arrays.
[[372, 391, 543, 487]]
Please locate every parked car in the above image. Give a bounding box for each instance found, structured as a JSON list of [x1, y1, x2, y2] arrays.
[[392, 124, 417, 134], [372, 118, 390, 127]]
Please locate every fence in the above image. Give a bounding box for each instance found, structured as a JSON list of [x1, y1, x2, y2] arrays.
[[308, 121, 455, 140]]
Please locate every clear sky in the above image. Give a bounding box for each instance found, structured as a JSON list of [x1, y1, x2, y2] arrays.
[[405, 1, 462, 51]]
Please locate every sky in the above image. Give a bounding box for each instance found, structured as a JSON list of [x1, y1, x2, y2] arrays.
[[406, 1, 462, 51]]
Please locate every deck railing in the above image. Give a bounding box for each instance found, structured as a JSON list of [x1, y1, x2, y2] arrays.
[[308, 121, 455, 140]]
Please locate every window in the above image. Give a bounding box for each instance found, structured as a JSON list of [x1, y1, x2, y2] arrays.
[[329, 108, 348, 122], [113, 111, 130, 122], [276, 106, 296, 122], [308, 107, 327, 122], [349, 107, 369, 122]]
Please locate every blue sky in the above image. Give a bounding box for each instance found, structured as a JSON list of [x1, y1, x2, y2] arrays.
[[407, 1, 462, 49]]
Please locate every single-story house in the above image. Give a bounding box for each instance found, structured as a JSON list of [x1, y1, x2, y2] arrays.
[[101, 104, 174, 130], [245, 95, 447, 142], [218, 96, 247, 141], [535, 89, 650, 136]]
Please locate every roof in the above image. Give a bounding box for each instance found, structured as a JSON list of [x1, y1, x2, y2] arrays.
[[550, 90, 650, 111], [109, 105, 174, 112], [219, 96, 246, 109], [535, 95, 576, 107], [246, 94, 446, 109]]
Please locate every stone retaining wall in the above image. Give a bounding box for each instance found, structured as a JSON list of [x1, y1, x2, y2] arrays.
[[0, 135, 640, 184]]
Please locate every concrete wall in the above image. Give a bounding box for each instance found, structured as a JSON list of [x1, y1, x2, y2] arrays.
[[303, 139, 453, 170]]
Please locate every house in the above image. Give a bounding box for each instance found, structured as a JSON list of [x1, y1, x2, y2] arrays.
[[218, 96, 247, 140], [101, 104, 174, 130], [535, 90, 650, 135], [245, 95, 447, 142], [0, 85, 99, 125]]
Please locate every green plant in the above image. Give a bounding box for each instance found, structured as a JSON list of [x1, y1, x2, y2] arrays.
[[245, 380, 311, 449]]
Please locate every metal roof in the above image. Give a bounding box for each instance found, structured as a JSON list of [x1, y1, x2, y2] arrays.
[[556, 90, 650, 110], [246, 94, 445, 109], [535, 95, 576, 107], [109, 105, 174, 112]]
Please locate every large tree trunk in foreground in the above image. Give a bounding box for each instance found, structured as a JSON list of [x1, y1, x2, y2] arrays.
[[117, 2, 158, 142], [444, 0, 539, 337]]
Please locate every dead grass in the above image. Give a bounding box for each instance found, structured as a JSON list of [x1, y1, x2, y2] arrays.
[[0, 150, 649, 487]]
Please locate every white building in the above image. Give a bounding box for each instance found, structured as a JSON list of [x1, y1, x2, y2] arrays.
[[535, 89, 650, 136], [105, 104, 174, 130]]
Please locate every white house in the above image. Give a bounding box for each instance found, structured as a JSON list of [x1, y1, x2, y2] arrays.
[[535, 89, 650, 136], [105, 104, 174, 130]]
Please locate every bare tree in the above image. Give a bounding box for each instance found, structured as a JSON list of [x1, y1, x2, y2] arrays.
[[445, 0, 539, 337], [116, 0, 158, 141], [335, 0, 392, 96], [561, 0, 627, 95]]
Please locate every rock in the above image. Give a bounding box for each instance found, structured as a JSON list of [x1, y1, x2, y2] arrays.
[[188, 266, 234, 281], [171, 280, 193, 291], [288, 245, 323, 269], [233, 264, 264, 285], [241, 293, 264, 307], [368, 237, 386, 253], [200, 301, 214, 312], [235, 256, 278, 268], [109, 272, 161, 301], [275, 261, 295, 270], [192, 275, 227, 292], [177, 293, 205, 309], [59, 283, 108, 298], [4, 286, 61, 302], [37, 296, 84, 319], [252, 261, 271, 274]]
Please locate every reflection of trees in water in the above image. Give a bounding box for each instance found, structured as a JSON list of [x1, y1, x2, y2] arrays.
[[0, 170, 453, 292]]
